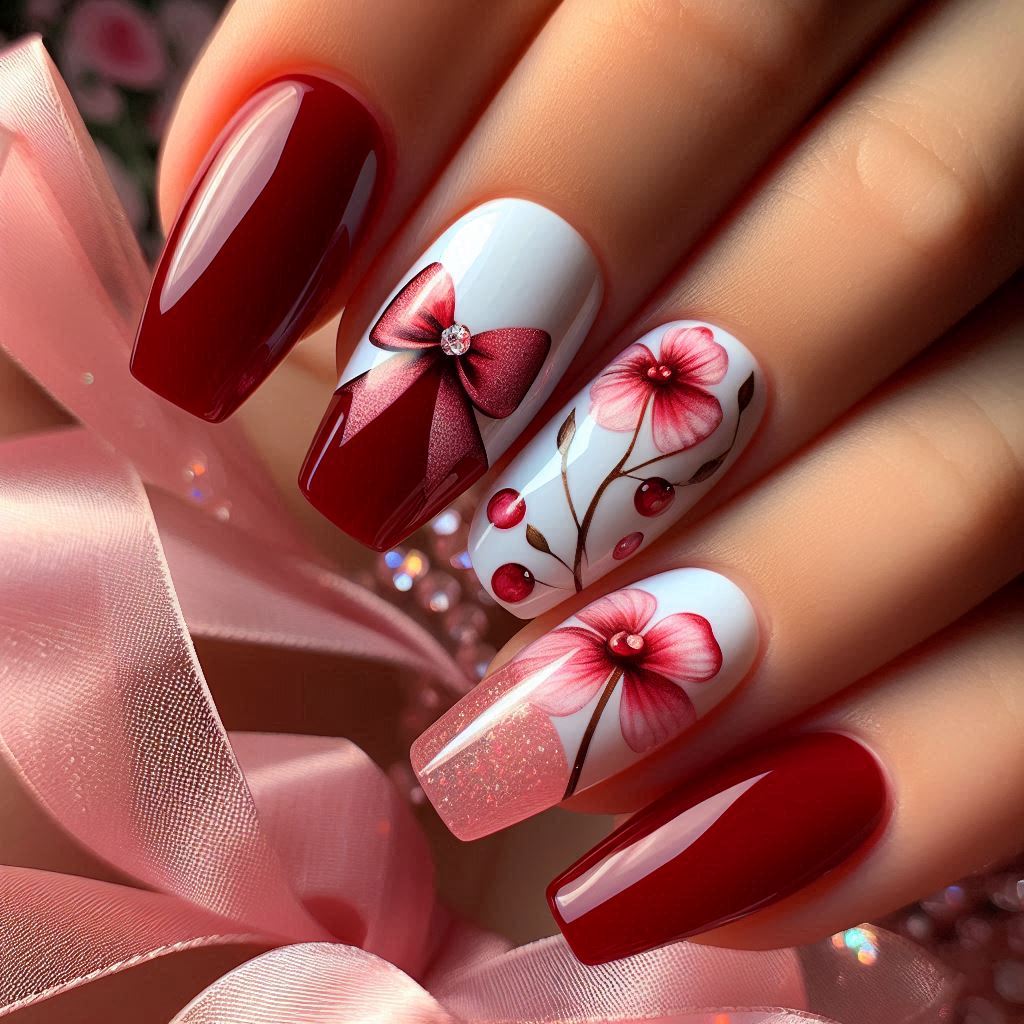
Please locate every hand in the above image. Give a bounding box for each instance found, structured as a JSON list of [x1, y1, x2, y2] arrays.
[[91, 0, 1024, 961]]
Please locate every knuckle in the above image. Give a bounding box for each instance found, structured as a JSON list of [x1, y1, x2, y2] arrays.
[[841, 92, 994, 256], [889, 369, 1024, 541], [612, 0, 816, 96]]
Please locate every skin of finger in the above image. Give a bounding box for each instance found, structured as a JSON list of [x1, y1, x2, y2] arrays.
[[507, 277, 1024, 814], [694, 585, 1024, 950], [155, 0, 557, 331], [334, 0, 910, 375], [616, 0, 1024, 526]]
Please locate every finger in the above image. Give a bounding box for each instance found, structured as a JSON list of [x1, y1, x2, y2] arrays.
[[300, 0, 913, 548], [129, 0, 557, 421], [470, 0, 1024, 615], [548, 585, 1023, 960], [410, 276, 1023, 839]]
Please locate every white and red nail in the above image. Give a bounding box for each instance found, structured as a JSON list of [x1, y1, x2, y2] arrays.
[[301, 199, 603, 550], [469, 321, 763, 617]]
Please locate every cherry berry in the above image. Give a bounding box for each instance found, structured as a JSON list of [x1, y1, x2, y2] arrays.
[[633, 477, 675, 517], [486, 488, 526, 529], [612, 532, 644, 560], [491, 563, 535, 603]]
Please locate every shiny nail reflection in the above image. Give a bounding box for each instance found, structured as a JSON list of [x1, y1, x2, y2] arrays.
[[548, 733, 887, 964]]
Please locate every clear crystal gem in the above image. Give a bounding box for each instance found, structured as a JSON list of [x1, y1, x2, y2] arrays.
[[440, 323, 471, 356]]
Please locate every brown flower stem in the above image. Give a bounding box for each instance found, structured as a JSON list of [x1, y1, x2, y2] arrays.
[[563, 668, 623, 800], [561, 438, 582, 532], [571, 400, 650, 590], [627, 396, 749, 478], [546, 549, 575, 575]]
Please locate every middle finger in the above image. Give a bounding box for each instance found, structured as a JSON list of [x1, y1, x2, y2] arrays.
[[299, 0, 911, 548]]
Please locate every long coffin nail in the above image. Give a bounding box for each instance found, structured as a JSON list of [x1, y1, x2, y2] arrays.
[[411, 568, 757, 840], [470, 321, 763, 617], [299, 198, 602, 550], [131, 76, 386, 422], [548, 733, 886, 964]]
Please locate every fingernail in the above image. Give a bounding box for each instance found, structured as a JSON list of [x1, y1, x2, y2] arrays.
[[548, 733, 886, 964], [411, 567, 757, 840], [131, 76, 386, 422], [470, 321, 763, 616], [299, 198, 602, 550]]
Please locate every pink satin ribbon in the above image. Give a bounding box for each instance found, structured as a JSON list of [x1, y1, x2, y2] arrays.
[[0, 34, 302, 554], [0, 34, 957, 1024]]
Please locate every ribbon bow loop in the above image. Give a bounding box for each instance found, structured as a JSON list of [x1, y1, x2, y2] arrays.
[[370, 262, 551, 421]]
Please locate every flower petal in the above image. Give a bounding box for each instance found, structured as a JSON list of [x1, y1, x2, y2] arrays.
[[458, 327, 551, 419], [518, 627, 614, 717], [651, 383, 723, 452], [588, 343, 657, 432], [618, 668, 697, 753], [370, 262, 454, 351], [659, 326, 729, 387], [642, 612, 723, 683], [576, 588, 657, 639]]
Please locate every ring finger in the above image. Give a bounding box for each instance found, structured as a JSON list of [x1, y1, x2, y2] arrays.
[[470, 0, 1024, 616]]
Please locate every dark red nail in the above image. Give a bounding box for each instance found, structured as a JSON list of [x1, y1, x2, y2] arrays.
[[547, 733, 886, 964], [131, 76, 386, 422]]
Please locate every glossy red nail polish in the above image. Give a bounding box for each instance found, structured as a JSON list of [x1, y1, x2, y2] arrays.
[[547, 733, 886, 965], [131, 76, 386, 422]]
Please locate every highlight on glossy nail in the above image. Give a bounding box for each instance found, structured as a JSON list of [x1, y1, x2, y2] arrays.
[[469, 321, 763, 617], [548, 733, 887, 965], [299, 198, 603, 551], [131, 75, 386, 422], [410, 568, 758, 841]]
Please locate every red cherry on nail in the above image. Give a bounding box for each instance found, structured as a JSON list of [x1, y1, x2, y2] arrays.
[[492, 563, 535, 603], [486, 488, 526, 529], [613, 532, 644, 560], [633, 478, 675, 517]]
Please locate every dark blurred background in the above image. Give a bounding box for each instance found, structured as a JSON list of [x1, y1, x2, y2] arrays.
[[0, 0, 224, 254]]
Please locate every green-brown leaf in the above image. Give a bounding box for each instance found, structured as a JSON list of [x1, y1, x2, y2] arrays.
[[526, 524, 552, 554], [556, 409, 577, 457], [688, 456, 724, 483], [737, 372, 755, 412]]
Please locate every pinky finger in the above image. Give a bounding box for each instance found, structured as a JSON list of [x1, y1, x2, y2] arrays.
[[548, 585, 1024, 961]]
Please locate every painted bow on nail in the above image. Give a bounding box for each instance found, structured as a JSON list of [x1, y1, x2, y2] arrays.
[[335, 262, 552, 492]]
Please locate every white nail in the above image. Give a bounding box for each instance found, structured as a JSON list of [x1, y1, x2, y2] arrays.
[[470, 321, 763, 616]]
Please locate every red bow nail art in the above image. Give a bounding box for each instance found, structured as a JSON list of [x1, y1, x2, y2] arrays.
[[301, 263, 551, 550], [370, 261, 551, 414]]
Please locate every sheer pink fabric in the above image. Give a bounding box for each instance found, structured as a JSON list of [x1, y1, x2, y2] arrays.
[[0, 33, 956, 1024], [0, 34, 300, 552]]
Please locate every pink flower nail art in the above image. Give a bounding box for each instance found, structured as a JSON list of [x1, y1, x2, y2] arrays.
[[517, 588, 721, 794], [411, 568, 757, 840], [469, 321, 763, 618], [589, 325, 728, 452]]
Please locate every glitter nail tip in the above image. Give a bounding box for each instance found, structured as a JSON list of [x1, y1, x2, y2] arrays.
[[410, 567, 758, 841]]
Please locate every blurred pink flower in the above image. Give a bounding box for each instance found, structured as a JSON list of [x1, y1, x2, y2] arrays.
[[65, 0, 168, 89], [26, 0, 63, 25], [73, 77, 124, 122]]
